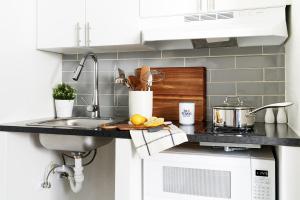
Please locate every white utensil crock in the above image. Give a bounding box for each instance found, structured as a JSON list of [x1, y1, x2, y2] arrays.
[[55, 100, 74, 118], [179, 102, 195, 125], [129, 91, 153, 119]]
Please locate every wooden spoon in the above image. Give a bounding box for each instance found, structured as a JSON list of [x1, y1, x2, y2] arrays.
[[140, 66, 150, 91], [127, 75, 140, 90]]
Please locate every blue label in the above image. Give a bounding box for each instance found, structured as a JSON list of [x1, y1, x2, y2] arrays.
[[182, 109, 192, 118]]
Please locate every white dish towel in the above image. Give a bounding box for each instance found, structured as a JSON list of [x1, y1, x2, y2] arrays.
[[130, 124, 188, 158]]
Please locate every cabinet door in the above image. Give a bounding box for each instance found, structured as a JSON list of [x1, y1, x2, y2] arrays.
[[140, 0, 201, 18], [37, 0, 85, 49], [86, 0, 141, 47]]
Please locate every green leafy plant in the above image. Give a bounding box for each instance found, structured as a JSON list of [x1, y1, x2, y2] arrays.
[[53, 83, 76, 100]]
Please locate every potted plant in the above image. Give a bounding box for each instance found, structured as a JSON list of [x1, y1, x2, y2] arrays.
[[53, 83, 76, 118]]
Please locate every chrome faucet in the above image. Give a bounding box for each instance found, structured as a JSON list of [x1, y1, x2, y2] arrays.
[[72, 52, 100, 118]]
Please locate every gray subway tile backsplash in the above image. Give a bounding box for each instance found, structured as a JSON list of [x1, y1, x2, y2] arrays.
[[63, 45, 285, 121], [140, 58, 184, 67], [264, 68, 285, 81], [99, 83, 114, 95], [62, 54, 77, 61], [210, 46, 262, 56], [162, 49, 209, 58], [98, 71, 115, 83], [69, 83, 94, 94], [118, 51, 161, 59], [117, 95, 129, 106], [62, 71, 94, 83], [236, 55, 285, 68], [263, 46, 285, 54], [211, 69, 263, 82], [185, 57, 235, 69], [78, 53, 117, 60], [263, 96, 285, 105], [237, 82, 285, 95], [207, 83, 236, 96]]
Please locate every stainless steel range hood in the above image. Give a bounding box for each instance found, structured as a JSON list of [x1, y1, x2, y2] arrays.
[[141, 6, 288, 50]]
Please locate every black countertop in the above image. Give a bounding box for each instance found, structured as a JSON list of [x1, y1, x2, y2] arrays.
[[0, 118, 300, 147]]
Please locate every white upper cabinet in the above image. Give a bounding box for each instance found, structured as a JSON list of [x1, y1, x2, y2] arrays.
[[140, 0, 202, 18], [86, 0, 140, 46], [37, 0, 142, 51], [37, 0, 85, 49]]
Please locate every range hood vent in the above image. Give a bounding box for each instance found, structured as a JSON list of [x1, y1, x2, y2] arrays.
[[184, 12, 234, 22], [141, 7, 288, 50]]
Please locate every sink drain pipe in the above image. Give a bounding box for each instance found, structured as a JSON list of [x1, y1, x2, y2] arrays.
[[42, 154, 84, 193], [55, 155, 84, 193]]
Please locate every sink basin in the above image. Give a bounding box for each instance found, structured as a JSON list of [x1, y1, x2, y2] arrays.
[[29, 117, 115, 152]]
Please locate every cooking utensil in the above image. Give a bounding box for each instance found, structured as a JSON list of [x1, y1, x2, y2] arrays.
[[212, 96, 293, 128], [140, 66, 150, 91], [140, 70, 165, 91], [115, 68, 132, 89], [127, 75, 140, 90], [115, 68, 126, 84]]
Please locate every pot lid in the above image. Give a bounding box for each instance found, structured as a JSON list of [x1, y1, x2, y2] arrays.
[[213, 106, 255, 110], [213, 96, 255, 110]]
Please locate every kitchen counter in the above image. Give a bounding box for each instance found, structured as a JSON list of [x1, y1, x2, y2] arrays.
[[0, 118, 300, 147]]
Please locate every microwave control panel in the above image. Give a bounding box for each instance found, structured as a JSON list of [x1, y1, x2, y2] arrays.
[[253, 170, 272, 200]]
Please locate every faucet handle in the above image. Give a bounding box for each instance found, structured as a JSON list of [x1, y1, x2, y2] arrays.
[[87, 105, 99, 112]]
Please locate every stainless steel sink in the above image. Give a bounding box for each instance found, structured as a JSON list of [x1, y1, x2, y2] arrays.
[[28, 118, 115, 152]]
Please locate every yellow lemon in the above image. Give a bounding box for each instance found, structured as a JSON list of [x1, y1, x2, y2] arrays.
[[144, 117, 164, 127], [130, 114, 147, 125]]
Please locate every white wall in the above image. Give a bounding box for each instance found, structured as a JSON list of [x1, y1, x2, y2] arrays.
[[278, 1, 300, 200], [0, 0, 66, 199], [0, 0, 115, 200]]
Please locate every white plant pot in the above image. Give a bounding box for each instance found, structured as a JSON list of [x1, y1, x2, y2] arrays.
[[55, 100, 74, 118]]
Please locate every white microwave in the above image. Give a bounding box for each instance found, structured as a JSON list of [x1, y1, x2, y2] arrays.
[[143, 146, 275, 200]]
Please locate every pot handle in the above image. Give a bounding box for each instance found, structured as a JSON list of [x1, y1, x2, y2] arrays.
[[224, 96, 244, 106], [248, 102, 293, 115]]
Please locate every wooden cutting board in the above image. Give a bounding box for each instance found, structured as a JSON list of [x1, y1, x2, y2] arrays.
[[101, 123, 170, 131], [136, 67, 206, 122]]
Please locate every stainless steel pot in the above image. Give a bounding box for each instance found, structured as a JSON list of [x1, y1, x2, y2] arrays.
[[213, 96, 293, 128]]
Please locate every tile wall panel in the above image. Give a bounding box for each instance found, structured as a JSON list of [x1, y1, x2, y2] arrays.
[[62, 46, 285, 122]]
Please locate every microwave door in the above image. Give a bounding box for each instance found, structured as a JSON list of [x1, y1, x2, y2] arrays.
[[143, 152, 252, 200]]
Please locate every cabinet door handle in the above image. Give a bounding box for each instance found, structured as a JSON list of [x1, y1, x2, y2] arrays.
[[75, 22, 81, 46], [85, 22, 91, 46], [207, 0, 215, 11], [199, 0, 202, 11]]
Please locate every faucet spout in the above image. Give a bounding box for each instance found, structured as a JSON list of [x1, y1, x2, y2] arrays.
[[72, 52, 100, 118]]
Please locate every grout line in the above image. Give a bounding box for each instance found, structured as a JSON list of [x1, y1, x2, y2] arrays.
[[207, 95, 285, 97], [206, 81, 285, 84], [74, 105, 128, 108], [235, 82, 238, 95], [157, 53, 285, 59], [234, 56, 237, 68]]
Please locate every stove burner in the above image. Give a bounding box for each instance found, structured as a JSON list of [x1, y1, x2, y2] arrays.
[[213, 126, 254, 135]]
